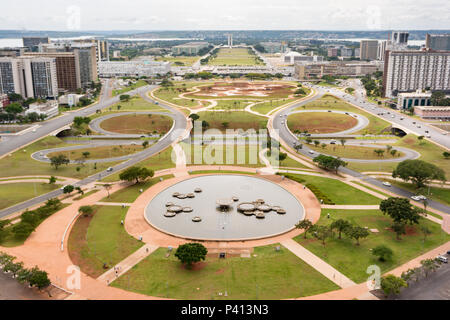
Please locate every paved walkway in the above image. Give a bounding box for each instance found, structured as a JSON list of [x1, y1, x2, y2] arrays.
[[321, 205, 380, 210], [280, 238, 356, 289], [97, 244, 158, 285]]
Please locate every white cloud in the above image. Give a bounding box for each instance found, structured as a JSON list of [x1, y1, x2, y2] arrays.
[[0, 0, 448, 30]]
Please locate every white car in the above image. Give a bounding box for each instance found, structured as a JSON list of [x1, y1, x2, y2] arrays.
[[382, 182, 391, 187], [308, 150, 315, 155], [106, 167, 113, 172], [437, 255, 448, 263], [411, 195, 427, 201]]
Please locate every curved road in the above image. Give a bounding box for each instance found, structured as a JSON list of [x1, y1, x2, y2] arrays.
[[272, 87, 450, 214], [0, 89, 188, 218]]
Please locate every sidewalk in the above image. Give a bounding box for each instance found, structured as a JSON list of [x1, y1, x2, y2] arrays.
[[280, 238, 356, 289], [97, 244, 158, 285]]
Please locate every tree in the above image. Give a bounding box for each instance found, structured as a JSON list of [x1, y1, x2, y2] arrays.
[[119, 94, 130, 102], [82, 151, 90, 159], [63, 185, 74, 195], [104, 184, 112, 198], [330, 219, 352, 239], [443, 151, 450, 159], [5, 103, 23, 114], [421, 258, 440, 277], [372, 245, 393, 262], [393, 160, 446, 188], [380, 197, 421, 225], [12, 222, 35, 239], [79, 205, 94, 217], [142, 141, 149, 149], [295, 219, 314, 239], [50, 155, 69, 170], [278, 152, 287, 162], [28, 267, 51, 289], [392, 222, 406, 240], [313, 140, 320, 147], [311, 225, 333, 246], [344, 225, 369, 245], [430, 91, 447, 106], [175, 243, 208, 268], [339, 139, 347, 148], [119, 166, 154, 184], [313, 155, 347, 174], [48, 176, 56, 184], [189, 114, 200, 121], [75, 187, 83, 196], [381, 275, 407, 297]]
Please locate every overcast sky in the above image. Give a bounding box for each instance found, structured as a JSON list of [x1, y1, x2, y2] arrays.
[[1, 0, 449, 31]]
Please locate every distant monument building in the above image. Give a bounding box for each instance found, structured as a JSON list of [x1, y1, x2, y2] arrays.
[[227, 34, 233, 48]]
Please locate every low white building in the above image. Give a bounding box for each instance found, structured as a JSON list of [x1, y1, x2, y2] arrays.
[[25, 101, 59, 119], [58, 94, 85, 107], [98, 60, 171, 78]]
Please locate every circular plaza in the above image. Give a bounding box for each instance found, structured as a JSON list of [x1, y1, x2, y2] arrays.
[[144, 174, 305, 241]]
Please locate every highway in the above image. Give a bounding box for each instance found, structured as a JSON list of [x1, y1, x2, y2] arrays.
[[272, 87, 450, 214], [0, 87, 188, 219], [321, 79, 450, 150]]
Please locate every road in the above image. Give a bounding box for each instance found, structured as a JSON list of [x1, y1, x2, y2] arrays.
[[0, 89, 188, 219], [323, 79, 450, 150], [394, 262, 450, 300], [0, 80, 153, 157], [272, 87, 450, 214]]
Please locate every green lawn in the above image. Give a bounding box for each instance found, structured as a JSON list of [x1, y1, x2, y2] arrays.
[[112, 244, 339, 299], [47, 145, 143, 161], [153, 82, 214, 108], [113, 80, 148, 96], [101, 147, 175, 182], [101, 175, 174, 203], [155, 56, 200, 66], [307, 144, 405, 160], [0, 182, 61, 210], [251, 98, 300, 115], [280, 173, 382, 205], [265, 151, 309, 169], [93, 95, 167, 115], [208, 48, 264, 66], [68, 205, 143, 278], [182, 143, 265, 168], [0, 136, 122, 180], [296, 209, 450, 283], [296, 95, 391, 135], [211, 100, 254, 110], [196, 111, 268, 132]]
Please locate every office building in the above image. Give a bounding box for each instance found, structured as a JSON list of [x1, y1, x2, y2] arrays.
[[391, 31, 409, 45], [98, 60, 170, 77], [425, 34, 450, 51], [284, 52, 323, 64], [295, 61, 382, 79], [0, 94, 9, 109], [0, 57, 58, 99], [22, 37, 50, 51], [397, 91, 432, 110], [383, 50, 450, 98], [360, 40, 379, 60], [260, 42, 287, 54], [0, 48, 25, 58], [327, 48, 339, 57], [340, 48, 353, 57], [171, 42, 209, 55], [377, 41, 388, 61]]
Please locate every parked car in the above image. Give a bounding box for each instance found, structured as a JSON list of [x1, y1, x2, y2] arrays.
[[437, 255, 448, 263], [411, 195, 427, 201], [106, 167, 113, 172], [382, 182, 391, 187]]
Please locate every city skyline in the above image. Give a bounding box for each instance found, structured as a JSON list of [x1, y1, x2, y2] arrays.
[[0, 0, 449, 31]]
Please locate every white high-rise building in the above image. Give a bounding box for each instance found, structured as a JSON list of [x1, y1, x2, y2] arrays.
[[383, 50, 450, 98], [0, 56, 58, 99]]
